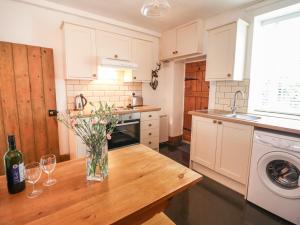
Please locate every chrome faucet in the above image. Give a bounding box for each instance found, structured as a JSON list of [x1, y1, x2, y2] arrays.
[[231, 90, 244, 114]]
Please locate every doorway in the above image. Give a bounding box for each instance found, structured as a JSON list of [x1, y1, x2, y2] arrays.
[[183, 61, 209, 142]]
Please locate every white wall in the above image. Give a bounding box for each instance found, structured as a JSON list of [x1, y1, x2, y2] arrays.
[[0, 0, 159, 154]]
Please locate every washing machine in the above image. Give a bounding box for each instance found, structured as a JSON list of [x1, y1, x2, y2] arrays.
[[247, 129, 300, 225]]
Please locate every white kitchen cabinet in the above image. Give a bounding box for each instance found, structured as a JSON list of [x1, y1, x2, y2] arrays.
[[190, 115, 253, 194], [176, 22, 199, 57], [140, 111, 159, 151], [215, 121, 253, 184], [63, 23, 97, 80], [96, 30, 131, 61], [160, 21, 204, 60], [190, 116, 218, 169], [160, 29, 177, 60], [206, 19, 248, 81], [131, 39, 153, 82]]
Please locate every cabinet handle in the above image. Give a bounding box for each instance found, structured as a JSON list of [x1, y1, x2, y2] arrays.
[[227, 73, 231, 77], [149, 132, 152, 136], [175, 51, 178, 54], [149, 141, 152, 145], [92, 74, 97, 78], [218, 121, 223, 125], [172, 51, 176, 54], [149, 123, 152, 127], [213, 120, 217, 123], [133, 76, 136, 80], [114, 54, 118, 59], [149, 115, 152, 118]]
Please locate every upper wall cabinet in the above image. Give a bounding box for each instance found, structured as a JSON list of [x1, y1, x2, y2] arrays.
[[160, 21, 204, 61], [96, 31, 131, 61], [63, 23, 97, 80], [131, 39, 153, 82], [205, 19, 249, 81]]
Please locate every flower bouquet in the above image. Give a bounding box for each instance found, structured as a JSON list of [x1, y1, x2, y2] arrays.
[[58, 102, 118, 181]]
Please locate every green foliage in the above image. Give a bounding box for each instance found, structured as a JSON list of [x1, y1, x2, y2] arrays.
[[57, 102, 118, 155]]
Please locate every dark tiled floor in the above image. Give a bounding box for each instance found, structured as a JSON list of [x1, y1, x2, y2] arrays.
[[160, 143, 294, 225]]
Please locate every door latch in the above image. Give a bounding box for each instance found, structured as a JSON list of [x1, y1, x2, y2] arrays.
[[48, 110, 58, 117]]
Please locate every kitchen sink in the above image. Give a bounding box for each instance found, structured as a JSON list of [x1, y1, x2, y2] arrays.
[[224, 114, 261, 121]]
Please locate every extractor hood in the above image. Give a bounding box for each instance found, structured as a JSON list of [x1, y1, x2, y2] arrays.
[[99, 58, 138, 70]]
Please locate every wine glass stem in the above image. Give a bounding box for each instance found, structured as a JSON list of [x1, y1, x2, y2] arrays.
[[32, 183, 35, 193], [48, 173, 51, 182]]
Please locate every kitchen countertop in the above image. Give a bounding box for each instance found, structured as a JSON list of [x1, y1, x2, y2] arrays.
[[189, 109, 300, 135], [0, 144, 201, 225], [70, 105, 161, 117]]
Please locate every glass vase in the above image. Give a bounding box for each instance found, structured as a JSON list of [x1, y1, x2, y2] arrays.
[[86, 142, 108, 182]]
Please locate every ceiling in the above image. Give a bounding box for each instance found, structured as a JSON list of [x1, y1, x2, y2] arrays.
[[45, 0, 259, 32]]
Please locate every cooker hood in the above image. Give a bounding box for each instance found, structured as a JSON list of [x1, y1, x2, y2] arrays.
[[99, 58, 138, 70]]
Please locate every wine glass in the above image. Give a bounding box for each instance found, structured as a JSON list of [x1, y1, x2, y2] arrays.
[[25, 162, 43, 198], [40, 154, 57, 186]]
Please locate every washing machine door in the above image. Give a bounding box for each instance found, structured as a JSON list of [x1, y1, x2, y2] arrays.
[[257, 151, 300, 199]]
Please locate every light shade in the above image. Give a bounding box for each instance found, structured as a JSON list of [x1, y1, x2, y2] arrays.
[[141, 0, 171, 17]]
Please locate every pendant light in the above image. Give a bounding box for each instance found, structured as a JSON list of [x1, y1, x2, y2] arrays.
[[141, 0, 171, 17]]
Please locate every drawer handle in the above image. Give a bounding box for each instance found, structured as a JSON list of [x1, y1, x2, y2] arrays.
[[114, 54, 118, 59], [227, 73, 231, 77], [149, 115, 152, 118], [92, 74, 97, 78], [149, 141, 152, 144], [213, 120, 217, 124], [149, 123, 152, 127], [218, 121, 222, 125], [149, 132, 152, 136], [133, 76, 136, 79]]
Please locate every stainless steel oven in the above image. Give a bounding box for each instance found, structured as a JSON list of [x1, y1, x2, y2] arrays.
[[108, 112, 140, 150]]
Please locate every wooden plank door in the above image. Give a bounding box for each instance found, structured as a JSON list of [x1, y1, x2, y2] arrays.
[[0, 41, 60, 174], [183, 61, 209, 142]]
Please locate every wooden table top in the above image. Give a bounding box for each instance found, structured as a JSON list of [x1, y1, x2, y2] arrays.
[[0, 144, 202, 225]]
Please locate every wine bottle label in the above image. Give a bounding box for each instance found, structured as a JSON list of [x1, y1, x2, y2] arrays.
[[9, 163, 25, 184]]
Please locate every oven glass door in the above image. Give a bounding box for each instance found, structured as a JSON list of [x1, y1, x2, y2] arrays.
[[108, 120, 140, 150]]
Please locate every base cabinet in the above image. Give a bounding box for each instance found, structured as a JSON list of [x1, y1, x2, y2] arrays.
[[190, 116, 253, 195], [140, 111, 159, 151]]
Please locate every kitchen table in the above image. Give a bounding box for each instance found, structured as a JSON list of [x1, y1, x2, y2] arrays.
[[0, 144, 202, 225]]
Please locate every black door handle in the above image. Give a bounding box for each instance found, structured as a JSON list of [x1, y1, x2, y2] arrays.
[[48, 110, 58, 117]]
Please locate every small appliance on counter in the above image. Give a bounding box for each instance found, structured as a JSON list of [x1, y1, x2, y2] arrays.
[[131, 93, 143, 107], [74, 94, 87, 111]]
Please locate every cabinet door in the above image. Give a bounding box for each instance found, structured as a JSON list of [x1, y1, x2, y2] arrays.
[[206, 23, 235, 80], [132, 39, 153, 82], [215, 121, 253, 184], [160, 29, 176, 60], [96, 31, 131, 61], [177, 22, 199, 57], [190, 116, 218, 169], [64, 24, 97, 80]]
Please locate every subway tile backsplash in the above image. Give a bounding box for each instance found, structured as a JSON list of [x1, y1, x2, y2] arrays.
[[65, 79, 142, 110], [214, 80, 250, 113]]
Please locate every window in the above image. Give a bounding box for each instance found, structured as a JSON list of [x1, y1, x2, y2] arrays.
[[249, 6, 300, 117]]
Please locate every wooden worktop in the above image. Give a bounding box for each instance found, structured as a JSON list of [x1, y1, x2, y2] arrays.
[[189, 109, 300, 135], [0, 144, 201, 225], [70, 105, 161, 117]]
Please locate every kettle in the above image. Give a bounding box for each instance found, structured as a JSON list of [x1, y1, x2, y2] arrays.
[[74, 94, 87, 111]]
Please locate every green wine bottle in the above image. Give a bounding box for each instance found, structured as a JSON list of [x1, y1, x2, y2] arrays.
[[4, 135, 25, 194]]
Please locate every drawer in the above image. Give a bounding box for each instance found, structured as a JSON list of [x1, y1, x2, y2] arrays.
[[141, 128, 159, 140], [141, 136, 159, 149], [141, 111, 159, 121], [141, 119, 159, 130]]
